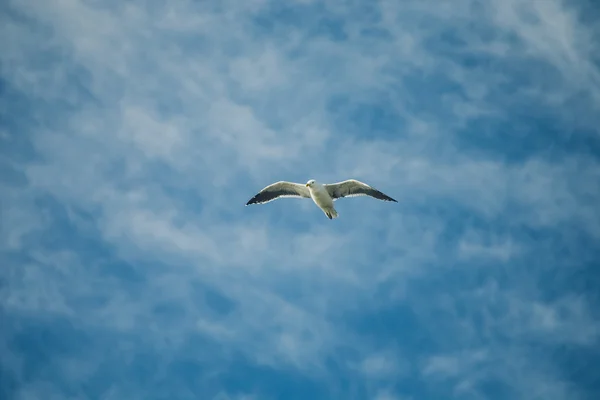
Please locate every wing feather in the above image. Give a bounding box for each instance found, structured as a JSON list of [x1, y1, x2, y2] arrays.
[[324, 179, 397, 202], [246, 181, 311, 205]]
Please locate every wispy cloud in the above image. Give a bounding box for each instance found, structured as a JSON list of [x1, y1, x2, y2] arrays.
[[2, 0, 599, 399]]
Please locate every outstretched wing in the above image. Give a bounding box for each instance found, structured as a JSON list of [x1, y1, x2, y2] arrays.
[[246, 181, 311, 205], [324, 179, 397, 202]]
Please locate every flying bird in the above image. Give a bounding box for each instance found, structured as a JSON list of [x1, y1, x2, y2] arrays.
[[246, 179, 397, 219]]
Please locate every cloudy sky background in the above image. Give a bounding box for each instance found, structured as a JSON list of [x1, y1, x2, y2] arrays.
[[2, 0, 600, 399]]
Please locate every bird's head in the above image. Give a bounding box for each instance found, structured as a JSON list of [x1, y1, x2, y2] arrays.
[[305, 179, 316, 187]]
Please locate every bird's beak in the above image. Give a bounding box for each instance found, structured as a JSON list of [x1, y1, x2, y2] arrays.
[[305, 183, 309, 187]]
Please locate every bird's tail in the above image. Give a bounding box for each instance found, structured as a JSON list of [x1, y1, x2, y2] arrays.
[[324, 208, 339, 220]]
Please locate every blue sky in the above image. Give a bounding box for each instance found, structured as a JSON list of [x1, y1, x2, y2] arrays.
[[1, 0, 600, 399]]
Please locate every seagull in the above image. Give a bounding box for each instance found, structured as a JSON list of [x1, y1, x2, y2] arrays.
[[246, 179, 397, 219]]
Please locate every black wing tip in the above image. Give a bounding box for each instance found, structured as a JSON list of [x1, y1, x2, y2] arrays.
[[246, 192, 276, 205], [370, 189, 397, 203], [246, 195, 259, 206], [246, 191, 268, 206]]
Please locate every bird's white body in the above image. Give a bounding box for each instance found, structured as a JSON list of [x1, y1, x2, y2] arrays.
[[306, 181, 338, 219], [245, 178, 397, 219]]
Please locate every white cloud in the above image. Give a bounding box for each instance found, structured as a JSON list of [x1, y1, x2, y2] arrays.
[[458, 230, 520, 262], [373, 389, 408, 400], [358, 352, 407, 381]]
